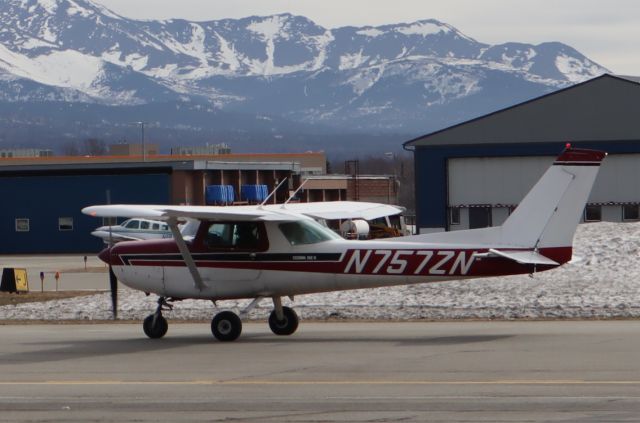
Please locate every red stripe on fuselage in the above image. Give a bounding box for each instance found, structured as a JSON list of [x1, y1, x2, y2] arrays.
[[110, 240, 571, 278]]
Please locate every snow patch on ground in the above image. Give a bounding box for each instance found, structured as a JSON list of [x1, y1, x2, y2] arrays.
[[2, 222, 639, 321]]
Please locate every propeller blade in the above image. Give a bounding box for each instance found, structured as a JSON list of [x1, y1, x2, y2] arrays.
[[108, 265, 118, 320]]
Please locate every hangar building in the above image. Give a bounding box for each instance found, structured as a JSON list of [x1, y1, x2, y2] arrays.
[[404, 74, 640, 233]]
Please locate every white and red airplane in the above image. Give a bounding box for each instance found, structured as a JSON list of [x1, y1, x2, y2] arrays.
[[83, 146, 605, 341]]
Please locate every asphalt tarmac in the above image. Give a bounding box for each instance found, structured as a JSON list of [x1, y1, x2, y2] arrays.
[[1, 321, 640, 422]]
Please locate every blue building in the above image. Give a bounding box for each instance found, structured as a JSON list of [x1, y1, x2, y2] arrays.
[[0, 162, 172, 254], [0, 157, 302, 254], [404, 74, 640, 233]]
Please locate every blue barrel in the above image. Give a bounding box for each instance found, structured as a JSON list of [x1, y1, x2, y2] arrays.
[[206, 185, 235, 205], [241, 184, 268, 203]]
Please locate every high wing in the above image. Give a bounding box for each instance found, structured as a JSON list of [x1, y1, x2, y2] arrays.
[[82, 202, 404, 222], [82, 204, 299, 222], [272, 201, 404, 221]]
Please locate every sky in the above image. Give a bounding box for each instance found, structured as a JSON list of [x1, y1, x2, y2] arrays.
[[94, 0, 640, 75]]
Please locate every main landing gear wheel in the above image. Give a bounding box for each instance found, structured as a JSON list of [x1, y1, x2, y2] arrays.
[[211, 311, 242, 342], [143, 314, 168, 339], [268, 306, 299, 336]]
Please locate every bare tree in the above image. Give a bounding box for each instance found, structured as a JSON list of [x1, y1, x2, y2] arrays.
[[59, 138, 108, 156], [84, 138, 108, 156], [61, 140, 80, 156]]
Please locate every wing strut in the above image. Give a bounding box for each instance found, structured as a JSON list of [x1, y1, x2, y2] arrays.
[[167, 217, 207, 291]]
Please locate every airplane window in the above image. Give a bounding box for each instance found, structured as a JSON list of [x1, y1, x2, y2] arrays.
[[279, 220, 341, 246], [162, 224, 169, 231], [140, 221, 150, 230], [233, 223, 261, 249], [152, 223, 160, 230], [124, 220, 140, 229], [207, 223, 231, 247], [205, 222, 266, 251]]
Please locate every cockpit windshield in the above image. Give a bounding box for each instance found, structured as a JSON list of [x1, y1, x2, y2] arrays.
[[279, 219, 342, 246], [123, 219, 140, 229]]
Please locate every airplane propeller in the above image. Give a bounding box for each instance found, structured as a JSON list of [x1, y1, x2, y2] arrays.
[[108, 261, 118, 320], [98, 244, 118, 319]]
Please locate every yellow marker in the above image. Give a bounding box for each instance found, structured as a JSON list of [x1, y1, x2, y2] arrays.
[[13, 268, 29, 292]]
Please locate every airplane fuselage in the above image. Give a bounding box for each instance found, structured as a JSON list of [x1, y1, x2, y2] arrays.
[[103, 219, 568, 301]]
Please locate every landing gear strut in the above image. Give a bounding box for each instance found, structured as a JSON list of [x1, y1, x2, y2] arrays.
[[143, 297, 172, 339], [268, 297, 299, 336]]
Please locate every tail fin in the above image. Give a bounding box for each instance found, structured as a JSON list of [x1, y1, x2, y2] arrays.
[[497, 147, 606, 248], [406, 147, 606, 257]]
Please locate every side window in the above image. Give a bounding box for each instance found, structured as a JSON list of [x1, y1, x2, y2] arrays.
[[15, 218, 30, 232], [58, 217, 73, 231], [584, 205, 602, 222], [140, 221, 150, 230], [623, 204, 639, 221], [449, 208, 460, 226], [152, 223, 160, 230], [204, 222, 267, 251], [279, 220, 340, 245]]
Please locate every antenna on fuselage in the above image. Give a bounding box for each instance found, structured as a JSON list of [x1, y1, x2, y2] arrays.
[[282, 178, 310, 208], [258, 177, 288, 209]]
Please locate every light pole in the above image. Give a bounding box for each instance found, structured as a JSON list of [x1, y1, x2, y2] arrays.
[[132, 121, 148, 161], [384, 152, 399, 204]]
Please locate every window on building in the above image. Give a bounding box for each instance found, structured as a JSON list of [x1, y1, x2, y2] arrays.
[[623, 204, 640, 221], [58, 217, 73, 231], [15, 218, 30, 232], [449, 208, 460, 226], [584, 205, 602, 222]]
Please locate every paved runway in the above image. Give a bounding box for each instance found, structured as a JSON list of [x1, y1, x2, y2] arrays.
[[0, 321, 640, 422]]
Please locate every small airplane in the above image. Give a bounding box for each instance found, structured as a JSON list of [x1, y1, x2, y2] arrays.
[[90, 218, 172, 244], [83, 146, 605, 341]]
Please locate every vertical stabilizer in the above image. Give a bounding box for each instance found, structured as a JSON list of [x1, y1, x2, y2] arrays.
[[498, 147, 606, 248]]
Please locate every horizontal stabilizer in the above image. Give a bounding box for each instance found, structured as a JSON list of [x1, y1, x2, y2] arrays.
[[474, 249, 559, 266]]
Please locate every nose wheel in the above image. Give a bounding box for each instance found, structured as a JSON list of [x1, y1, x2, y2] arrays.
[[142, 297, 172, 339], [143, 314, 168, 339]]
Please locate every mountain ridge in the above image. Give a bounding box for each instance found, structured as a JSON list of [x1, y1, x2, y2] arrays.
[[0, 0, 608, 153]]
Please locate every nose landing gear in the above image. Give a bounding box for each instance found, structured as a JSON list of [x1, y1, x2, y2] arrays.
[[142, 297, 173, 339]]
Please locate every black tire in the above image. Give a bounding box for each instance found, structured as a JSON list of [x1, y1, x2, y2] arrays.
[[211, 311, 242, 342], [143, 314, 168, 339], [268, 306, 299, 336]]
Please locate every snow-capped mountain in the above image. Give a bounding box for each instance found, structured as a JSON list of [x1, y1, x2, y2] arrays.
[[0, 0, 608, 152]]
